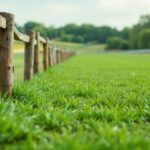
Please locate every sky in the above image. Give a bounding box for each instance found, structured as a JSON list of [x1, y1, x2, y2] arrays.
[[1, 0, 150, 29]]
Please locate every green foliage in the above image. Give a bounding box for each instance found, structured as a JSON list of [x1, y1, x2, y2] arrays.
[[119, 40, 130, 50], [59, 24, 119, 44], [119, 27, 130, 40], [106, 37, 130, 50], [24, 21, 47, 37], [60, 34, 73, 42], [21, 22, 123, 44], [60, 33, 84, 43], [138, 29, 150, 49], [47, 26, 58, 38], [106, 37, 122, 49], [61, 23, 79, 35], [139, 14, 150, 27], [21, 14, 150, 50], [72, 35, 85, 43], [129, 25, 139, 49], [1, 54, 150, 149], [96, 26, 119, 43], [130, 14, 150, 49]]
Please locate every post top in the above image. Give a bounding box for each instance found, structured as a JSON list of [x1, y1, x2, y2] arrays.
[[0, 12, 14, 17]]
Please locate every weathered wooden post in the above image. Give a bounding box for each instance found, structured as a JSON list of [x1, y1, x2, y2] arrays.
[[66, 51, 68, 60], [59, 49, 62, 63], [48, 44, 52, 67], [56, 49, 61, 64], [0, 12, 14, 96], [56, 49, 59, 64], [34, 32, 40, 74], [52, 46, 56, 66], [64, 51, 66, 60], [60, 50, 64, 62], [62, 50, 65, 62], [43, 37, 49, 70], [24, 30, 35, 80]]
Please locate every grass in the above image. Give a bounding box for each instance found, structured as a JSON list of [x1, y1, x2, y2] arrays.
[[13, 41, 24, 52], [14, 41, 106, 54], [13, 53, 43, 81], [0, 53, 150, 149], [56, 41, 106, 53]]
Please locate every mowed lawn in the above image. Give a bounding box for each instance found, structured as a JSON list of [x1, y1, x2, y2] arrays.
[[1, 54, 150, 149]]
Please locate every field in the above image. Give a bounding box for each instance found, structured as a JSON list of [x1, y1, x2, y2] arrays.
[[14, 41, 106, 54], [56, 41, 106, 53], [13, 41, 105, 80], [0, 42, 150, 149], [13, 53, 44, 81]]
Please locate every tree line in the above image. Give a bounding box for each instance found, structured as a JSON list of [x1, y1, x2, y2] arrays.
[[17, 14, 150, 50]]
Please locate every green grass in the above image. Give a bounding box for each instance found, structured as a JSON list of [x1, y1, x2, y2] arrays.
[[14, 41, 106, 53], [56, 41, 106, 53], [13, 41, 24, 50], [13, 53, 43, 81], [0, 54, 150, 149]]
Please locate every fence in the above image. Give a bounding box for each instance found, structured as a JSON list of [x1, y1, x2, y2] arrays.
[[0, 12, 75, 96]]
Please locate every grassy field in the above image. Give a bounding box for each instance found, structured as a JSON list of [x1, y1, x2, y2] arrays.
[[0, 53, 150, 149], [14, 41, 106, 54], [56, 41, 106, 53], [13, 41, 106, 80], [14, 41, 44, 53], [13, 53, 43, 81]]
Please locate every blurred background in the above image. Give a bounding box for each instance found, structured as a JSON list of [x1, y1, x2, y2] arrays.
[[1, 0, 150, 53]]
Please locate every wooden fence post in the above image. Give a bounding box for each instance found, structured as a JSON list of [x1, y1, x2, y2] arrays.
[[60, 50, 64, 63], [0, 12, 14, 96], [53, 46, 57, 65], [56, 49, 61, 64], [59, 49, 61, 63], [43, 38, 49, 70], [24, 30, 35, 80], [56, 49, 59, 64], [48, 44, 52, 67], [34, 32, 40, 74]]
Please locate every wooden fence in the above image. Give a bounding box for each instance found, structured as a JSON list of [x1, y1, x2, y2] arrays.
[[0, 12, 75, 96]]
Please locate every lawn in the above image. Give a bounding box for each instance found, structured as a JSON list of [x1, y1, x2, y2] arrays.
[[0, 53, 150, 149]]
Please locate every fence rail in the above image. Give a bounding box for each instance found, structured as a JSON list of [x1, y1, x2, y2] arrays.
[[0, 12, 75, 96], [14, 26, 30, 43]]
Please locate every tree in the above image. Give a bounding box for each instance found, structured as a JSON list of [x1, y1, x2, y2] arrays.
[[129, 25, 140, 49], [78, 24, 95, 42], [106, 37, 122, 49], [120, 27, 130, 40], [62, 24, 79, 35], [119, 40, 130, 50], [24, 21, 47, 37], [60, 34, 73, 42], [47, 26, 57, 39], [18, 14, 150, 49], [129, 14, 150, 49], [138, 29, 150, 49], [95, 26, 118, 43], [72, 35, 84, 43], [139, 14, 150, 27]]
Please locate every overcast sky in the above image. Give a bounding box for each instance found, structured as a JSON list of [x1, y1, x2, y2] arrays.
[[1, 0, 150, 29]]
